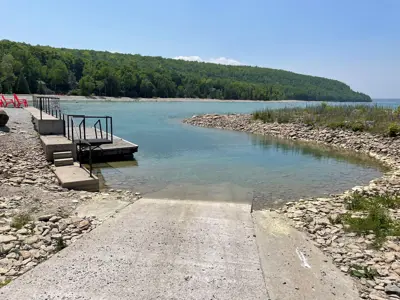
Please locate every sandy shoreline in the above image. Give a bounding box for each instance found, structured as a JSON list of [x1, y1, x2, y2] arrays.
[[4, 94, 305, 103]]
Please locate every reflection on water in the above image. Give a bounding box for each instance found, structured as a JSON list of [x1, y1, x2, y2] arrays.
[[249, 134, 388, 209], [251, 134, 389, 171], [92, 160, 139, 190]]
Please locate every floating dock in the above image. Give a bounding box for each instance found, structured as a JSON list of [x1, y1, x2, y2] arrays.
[[71, 127, 138, 161], [24, 104, 138, 192], [26, 107, 138, 162]]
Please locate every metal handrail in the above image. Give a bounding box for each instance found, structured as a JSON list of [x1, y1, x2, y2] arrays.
[[93, 119, 103, 139], [76, 140, 93, 177], [78, 118, 86, 141], [62, 114, 113, 178], [63, 114, 113, 143], [33, 95, 61, 120]]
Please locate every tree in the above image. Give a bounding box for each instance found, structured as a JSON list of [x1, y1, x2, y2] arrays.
[[15, 72, 31, 94], [47, 59, 68, 92], [95, 80, 105, 95], [0, 54, 16, 93], [79, 75, 95, 96], [139, 78, 155, 97], [68, 72, 78, 90]]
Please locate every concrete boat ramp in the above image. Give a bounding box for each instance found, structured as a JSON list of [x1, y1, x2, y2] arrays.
[[0, 199, 359, 300]]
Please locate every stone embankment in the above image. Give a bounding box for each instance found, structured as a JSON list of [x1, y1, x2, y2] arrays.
[[0, 109, 139, 286], [184, 114, 400, 300]]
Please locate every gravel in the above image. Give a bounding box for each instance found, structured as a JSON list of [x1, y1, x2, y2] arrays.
[[0, 108, 140, 286]]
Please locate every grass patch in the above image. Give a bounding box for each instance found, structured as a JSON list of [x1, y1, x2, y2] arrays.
[[10, 212, 32, 230], [349, 264, 379, 279], [0, 279, 12, 288], [55, 238, 67, 252], [339, 193, 400, 248], [346, 193, 400, 211], [253, 104, 400, 136]]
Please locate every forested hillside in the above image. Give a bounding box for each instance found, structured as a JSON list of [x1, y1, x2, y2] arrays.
[[0, 40, 371, 102]]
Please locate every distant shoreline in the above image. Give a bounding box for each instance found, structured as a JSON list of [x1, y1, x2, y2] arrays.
[[6, 94, 305, 103], [4, 94, 374, 103]]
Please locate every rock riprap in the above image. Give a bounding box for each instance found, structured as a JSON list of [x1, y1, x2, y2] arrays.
[[184, 114, 400, 300]]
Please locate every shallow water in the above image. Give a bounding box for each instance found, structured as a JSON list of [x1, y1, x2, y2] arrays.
[[61, 99, 399, 209]]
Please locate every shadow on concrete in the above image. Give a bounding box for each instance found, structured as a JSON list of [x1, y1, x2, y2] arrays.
[[0, 126, 10, 132]]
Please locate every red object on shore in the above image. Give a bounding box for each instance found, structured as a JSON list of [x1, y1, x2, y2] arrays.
[[13, 94, 28, 107], [1, 94, 15, 107]]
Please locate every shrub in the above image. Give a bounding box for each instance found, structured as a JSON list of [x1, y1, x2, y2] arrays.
[[11, 213, 32, 230], [342, 206, 400, 248], [394, 106, 400, 116], [349, 265, 379, 279], [326, 121, 346, 129], [351, 121, 365, 132], [253, 104, 397, 135], [276, 113, 291, 124], [387, 122, 400, 137]]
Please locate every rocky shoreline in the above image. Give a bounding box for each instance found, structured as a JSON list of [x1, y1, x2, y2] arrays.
[[184, 114, 400, 300], [0, 109, 139, 287]]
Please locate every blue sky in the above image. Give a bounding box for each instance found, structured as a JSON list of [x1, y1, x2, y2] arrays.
[[2, 0, 399, 98]]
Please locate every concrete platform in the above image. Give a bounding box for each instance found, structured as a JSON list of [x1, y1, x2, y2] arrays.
[[0, 199, 268, 300], [24, 107, 64, 135], [40, 135, 76, 161], [54, 163, 99, 192]]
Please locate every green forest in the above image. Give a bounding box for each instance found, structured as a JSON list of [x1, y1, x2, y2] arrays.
[[0, 40, 371, 102]]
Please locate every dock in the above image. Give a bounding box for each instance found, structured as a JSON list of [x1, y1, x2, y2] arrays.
[[71, 126, 138, 161], [24, 98, 139, 192]]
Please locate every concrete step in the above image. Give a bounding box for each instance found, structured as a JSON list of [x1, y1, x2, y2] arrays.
[[53, 151, 73, 160], [54, 158, 74, 167]]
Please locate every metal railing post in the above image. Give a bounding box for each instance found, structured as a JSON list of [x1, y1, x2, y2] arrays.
[[39, 97, 42, 120], [62, 114, 65, 136], [83, 117, 86, 140], [106, 117, 109, 140], [110, 117, 113, 143], [89, 146, 93, 177]]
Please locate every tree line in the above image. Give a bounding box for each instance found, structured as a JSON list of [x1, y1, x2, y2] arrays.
[[0, 40, 371, 102]]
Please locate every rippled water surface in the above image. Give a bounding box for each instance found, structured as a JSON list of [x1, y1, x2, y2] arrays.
[[61, 99, 399, 209]]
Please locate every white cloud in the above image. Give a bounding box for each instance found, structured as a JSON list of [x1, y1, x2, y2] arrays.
[[208, 57, 242, 66], [174, 56, 203, 62], [174, 55, 242, 66]]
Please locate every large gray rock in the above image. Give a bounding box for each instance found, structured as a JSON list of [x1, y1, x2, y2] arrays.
[[0, 109, 9, 127], [386, 284, 400, 296]]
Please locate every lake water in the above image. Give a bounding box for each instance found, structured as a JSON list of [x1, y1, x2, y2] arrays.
[[61, 99, 399, 209]]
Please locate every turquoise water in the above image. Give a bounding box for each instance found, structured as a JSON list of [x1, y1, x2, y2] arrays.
[[61, 99, 399, 209]]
